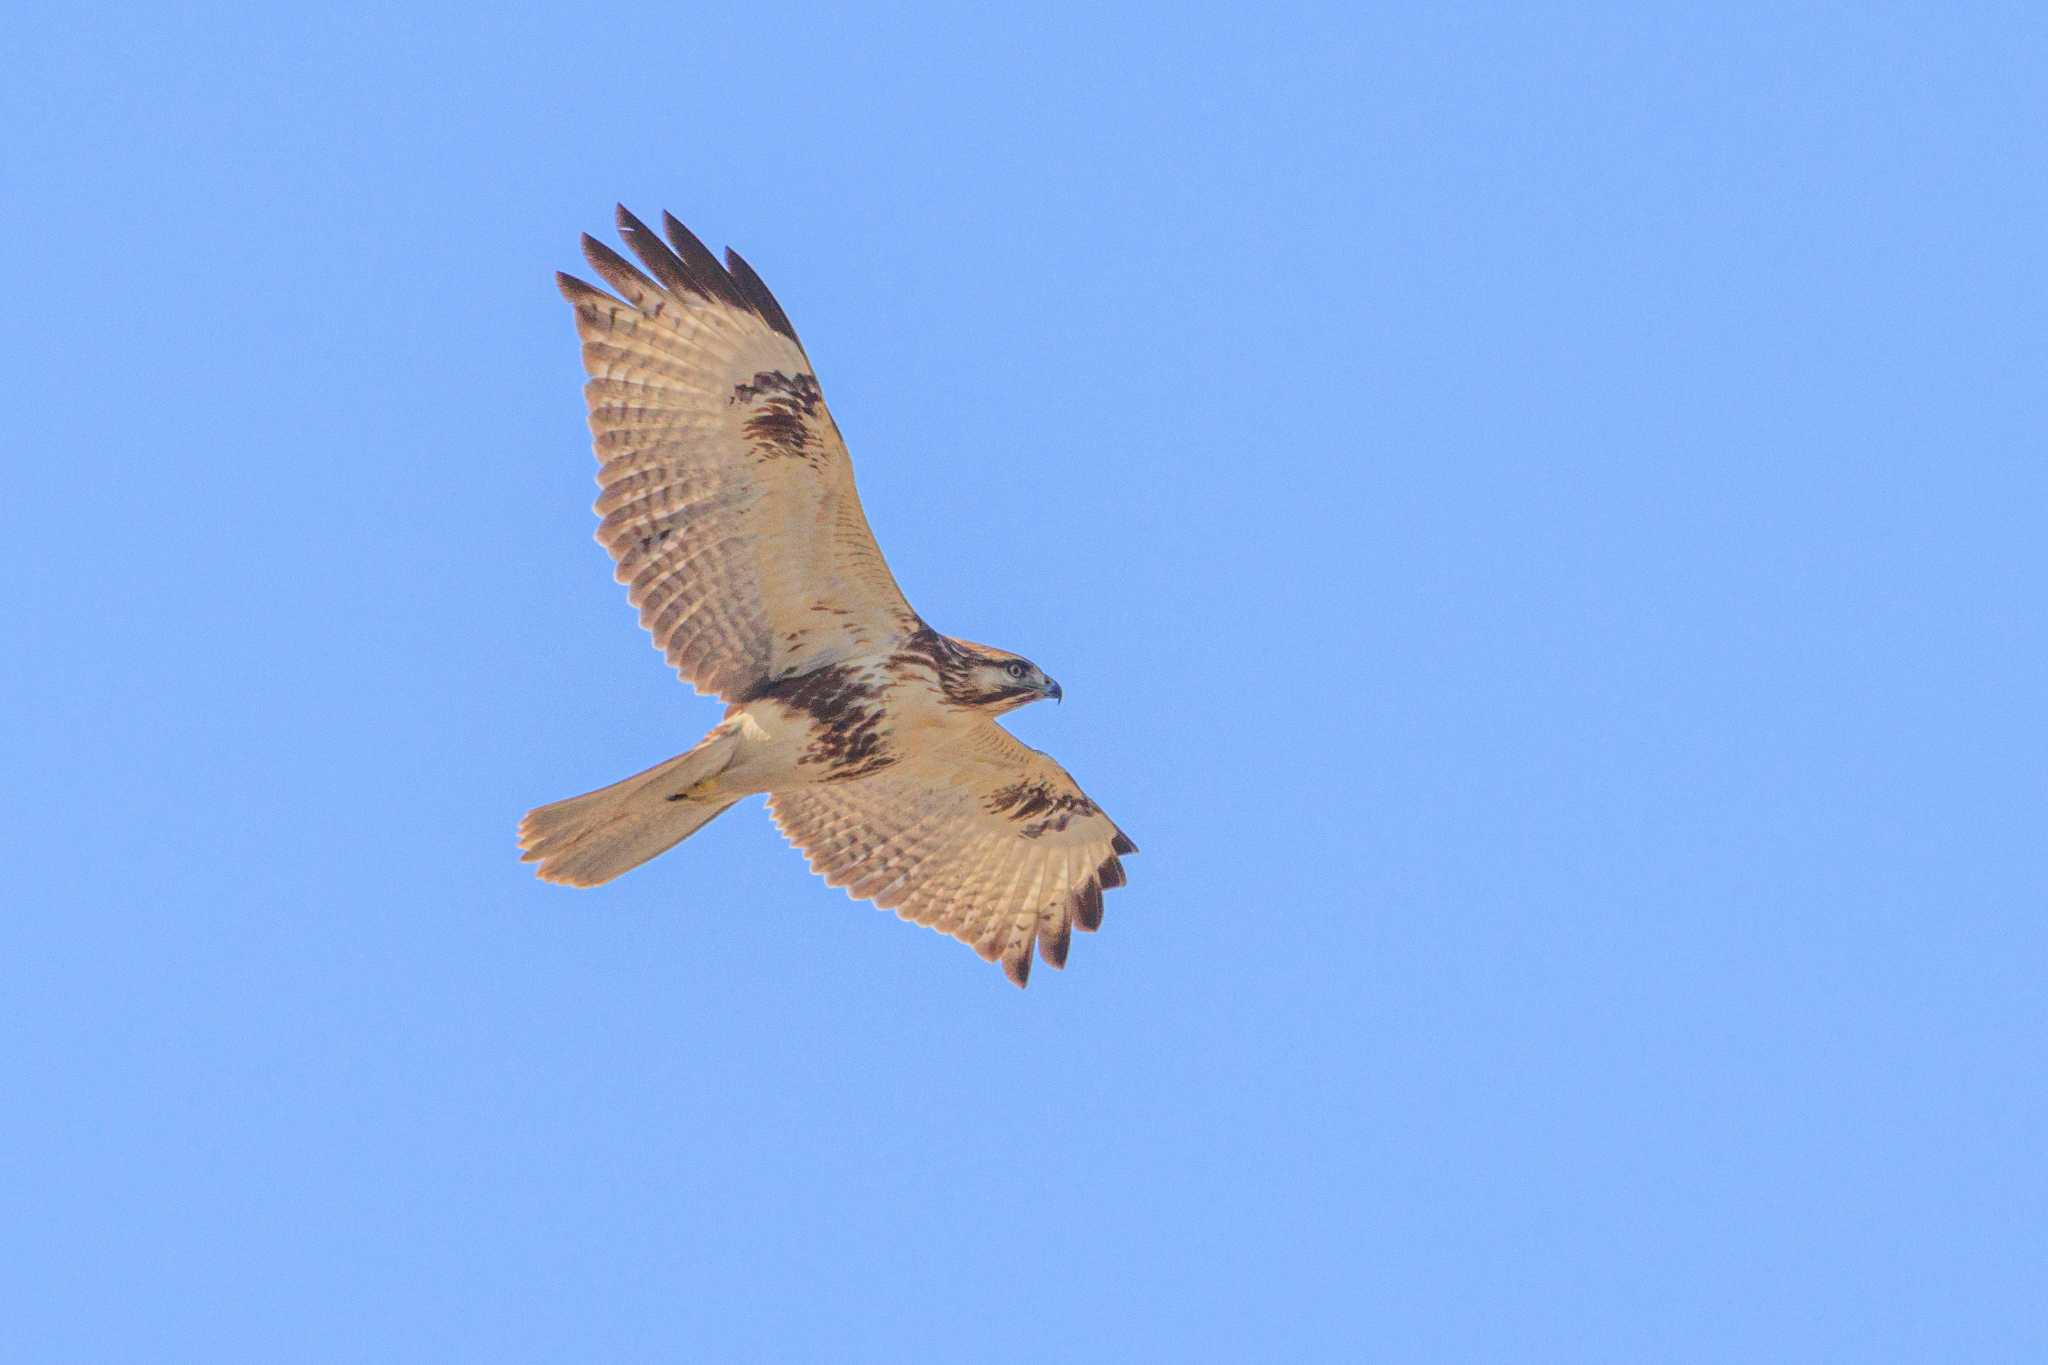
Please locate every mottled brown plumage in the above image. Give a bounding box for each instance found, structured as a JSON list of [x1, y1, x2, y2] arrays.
[[520, 207, 1136, 986]]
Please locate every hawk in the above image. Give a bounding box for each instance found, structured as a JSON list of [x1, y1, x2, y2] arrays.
[[519, 207, 1137, 986]]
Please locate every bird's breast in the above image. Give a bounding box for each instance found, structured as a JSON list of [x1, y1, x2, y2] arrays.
[[736, 656, 981, 789]]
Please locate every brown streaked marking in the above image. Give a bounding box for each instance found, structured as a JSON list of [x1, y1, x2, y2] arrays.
[[985, 779, 1101, 838], [729, 370, 822, 459], [748, 663, 894, 777], [894, 627, 1034, 709]]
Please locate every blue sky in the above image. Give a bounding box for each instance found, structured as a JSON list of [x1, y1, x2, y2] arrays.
[[5, 2, 2044, 1360]]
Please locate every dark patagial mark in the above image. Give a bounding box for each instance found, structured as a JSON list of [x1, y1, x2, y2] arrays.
[[887, 625, 960, 691], [983, 779, 1051, 818], [730, 370, 823, 460]]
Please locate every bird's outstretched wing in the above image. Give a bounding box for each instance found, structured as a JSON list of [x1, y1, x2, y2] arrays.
[[768, 719, 1138, 986], [557, 207, 921, 701]]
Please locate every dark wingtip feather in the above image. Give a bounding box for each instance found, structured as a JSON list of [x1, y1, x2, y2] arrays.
[[1072, 881, 1105, 934], [725, 247, 802, 344], [659, 211, 748, 310], [573, 207, 804, 345], [1003, 947, 1033, 988], [556, 271, 607, 304], [614, 205, 694, 294], [1112, 831, 1138, 856], [1096, 854, 1126, 891], [1039, 913, 1072, 969], [579, 234, 658, 302]]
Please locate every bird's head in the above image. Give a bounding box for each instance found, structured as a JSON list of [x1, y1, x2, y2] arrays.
[[950, 640, 1061, 713]]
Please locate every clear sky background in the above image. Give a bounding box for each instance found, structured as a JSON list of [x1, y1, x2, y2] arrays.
[[5, 3, 2044, 1360]]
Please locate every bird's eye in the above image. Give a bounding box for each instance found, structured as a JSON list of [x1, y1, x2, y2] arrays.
[[1005, 662, 1027, 680]]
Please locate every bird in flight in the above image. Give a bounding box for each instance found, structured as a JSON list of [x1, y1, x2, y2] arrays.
[[520, 207, 1137, 986]]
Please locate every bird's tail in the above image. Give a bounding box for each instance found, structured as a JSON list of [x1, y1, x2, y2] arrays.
[[519, 726, 743, 887]]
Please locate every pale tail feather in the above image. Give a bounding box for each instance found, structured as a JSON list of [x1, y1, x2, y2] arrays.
[[519, 731, 740, 887]]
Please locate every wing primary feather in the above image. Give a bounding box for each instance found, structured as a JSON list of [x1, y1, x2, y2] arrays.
[[1041, 891, 1077, 967], [614, 205, 696, 295], [659, 211, 750, 311], [1096, 854, 1127, 890], [579, 234, 661, 307], [1112, 831, 1139, 855], [1074, 878, 1105, 933], [724, 248, 801, 345], [556, 271, 611, 306]]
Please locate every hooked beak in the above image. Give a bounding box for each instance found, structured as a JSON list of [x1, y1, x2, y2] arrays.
[[1045, 677, 1063, 704]]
